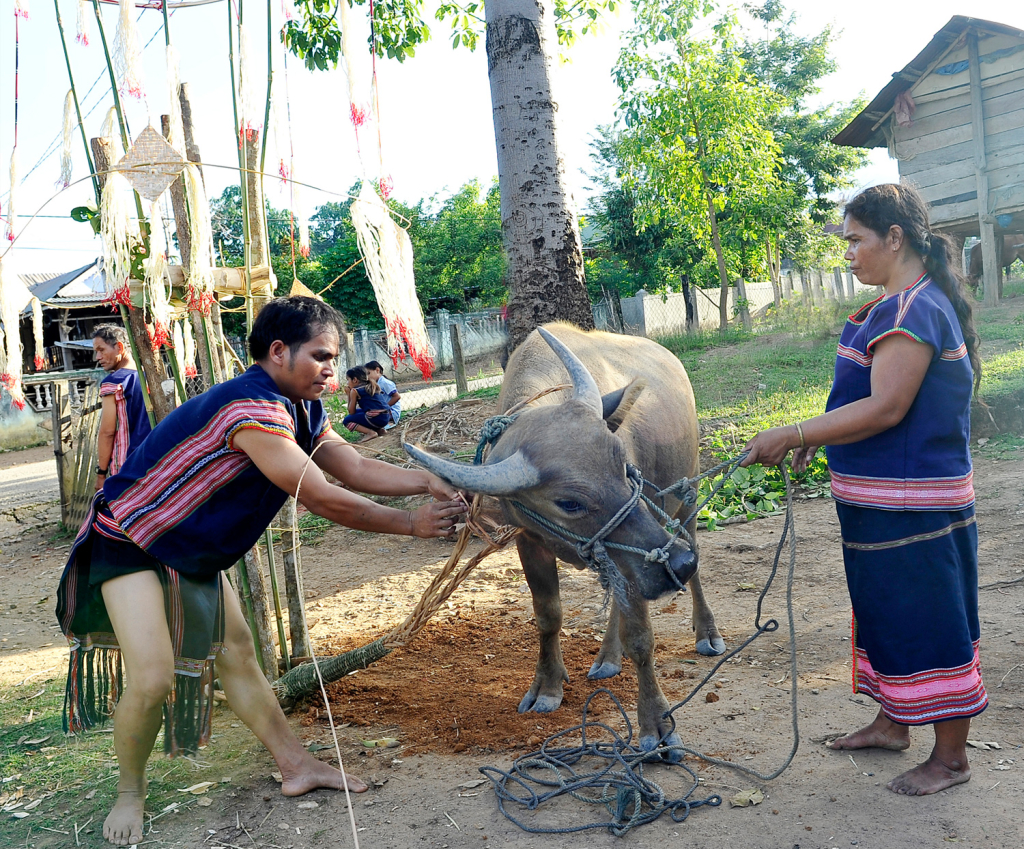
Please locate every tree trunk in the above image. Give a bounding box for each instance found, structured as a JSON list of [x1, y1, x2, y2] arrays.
[[766, 234, 781, 307], [702, 189, 731, 333], [485, 0, 594, 352]]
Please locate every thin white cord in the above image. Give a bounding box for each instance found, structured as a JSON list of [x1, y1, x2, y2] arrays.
[[293, 440, 361, 849]]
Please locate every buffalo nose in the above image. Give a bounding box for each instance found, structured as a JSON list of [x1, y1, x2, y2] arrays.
[[669, 547, 698, 587]]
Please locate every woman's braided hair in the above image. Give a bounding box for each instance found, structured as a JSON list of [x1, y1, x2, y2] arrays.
[[844, 183, 982, 392]]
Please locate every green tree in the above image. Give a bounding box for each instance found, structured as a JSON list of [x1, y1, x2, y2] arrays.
[[286, 0, 612, 351], [411, 180, 505, 311], [615, 1, 785, 331]]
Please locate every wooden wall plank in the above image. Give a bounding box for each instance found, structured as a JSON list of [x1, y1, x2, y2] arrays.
[[900, 124, 1024, 177], [895, 103, 1024, 159], [903, 144, 1024, 189]]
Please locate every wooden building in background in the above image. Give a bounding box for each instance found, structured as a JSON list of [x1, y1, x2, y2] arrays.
[[833, 16, 1024, 304]]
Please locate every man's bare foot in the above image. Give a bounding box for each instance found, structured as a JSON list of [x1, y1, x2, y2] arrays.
[[103, 789, 145, 847], [887, 753, 971, 795], [280, 754, 368, 796], [829, 711, 910, 751]]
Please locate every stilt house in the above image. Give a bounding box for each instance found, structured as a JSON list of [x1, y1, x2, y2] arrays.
[[833, 16, 1024, 303]]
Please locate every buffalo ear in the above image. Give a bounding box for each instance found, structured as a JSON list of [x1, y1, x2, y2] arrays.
[[602, 378, 647, 433]]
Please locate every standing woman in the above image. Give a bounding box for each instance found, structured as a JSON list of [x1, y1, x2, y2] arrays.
[[92, 325, 152, 491], [742, 184, 986, 796]]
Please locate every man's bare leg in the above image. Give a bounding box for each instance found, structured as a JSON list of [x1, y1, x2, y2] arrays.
[[215, 580, 367, 795], [100, 571, 176, 847], [829, 707, 911, 751], [888, 717, 972, 796]]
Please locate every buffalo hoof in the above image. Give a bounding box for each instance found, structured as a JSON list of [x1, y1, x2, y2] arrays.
[[517, 692, 563, 714], [587, 660, 622, 680], [639, 731, 684, 764], [696, 636, 727, 656]]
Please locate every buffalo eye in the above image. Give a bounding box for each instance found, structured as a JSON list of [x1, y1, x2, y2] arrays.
[[555, 499, 586, 514]]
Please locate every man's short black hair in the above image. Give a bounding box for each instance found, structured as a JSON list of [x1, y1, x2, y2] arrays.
[[248, 297, 346, 361], [364, 360, 385, 372]]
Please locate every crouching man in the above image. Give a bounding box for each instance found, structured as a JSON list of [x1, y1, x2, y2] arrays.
[[56, 297, 466, 846]]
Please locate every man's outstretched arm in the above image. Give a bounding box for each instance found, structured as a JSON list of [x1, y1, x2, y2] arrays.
[[232, 429, 464, 538]]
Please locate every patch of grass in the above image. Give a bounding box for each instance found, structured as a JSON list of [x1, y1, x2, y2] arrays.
[[0, 673, 260, 845], [974, 433, 1024, 460], [460, 383, 501, 401], [979, 346, 1024, 398]]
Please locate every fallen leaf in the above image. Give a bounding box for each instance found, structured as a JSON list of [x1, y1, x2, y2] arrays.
[[178, 782, 215, 795], [21, 736, 51, 746], [23, 799, 41, 811], [736, 583, 758, 592], [271, 772, 283, 783], [729, 788, 764, 808], [84, 790, 97, 800], [457, 779, 486, 790], [307, 743, 332, 752], [297, 801, 319, 810], [197, 797, 213, 807], [10, 811, 29, 819]]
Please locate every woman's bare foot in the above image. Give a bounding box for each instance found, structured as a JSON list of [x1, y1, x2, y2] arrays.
[[280, 754, 368, 796], [357, 433, 378, 443], [887, 753, 971, 795], [829, 709, 910, 751], [103, 788, 146, 847]]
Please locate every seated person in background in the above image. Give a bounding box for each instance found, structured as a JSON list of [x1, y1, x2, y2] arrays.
[[343, 365, 392, 441], [364, 360, 401, 428]]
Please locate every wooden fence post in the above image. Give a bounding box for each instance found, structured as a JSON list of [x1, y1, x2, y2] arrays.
[[734, 278, 753, 331], [846, 270, 856, 299], [238, 547, 278, 681], [280, 498, 311, 661], [833, 268, 845, 302], [451, 324, 469, 395]]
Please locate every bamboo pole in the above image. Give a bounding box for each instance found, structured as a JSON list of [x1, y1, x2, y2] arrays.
[[241, 546, 278, 681], [280, 499, 310, 659], [264, 528, 290, 670]]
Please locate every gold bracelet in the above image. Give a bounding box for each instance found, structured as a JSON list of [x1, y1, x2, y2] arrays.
[[794, 422, 806, 450]]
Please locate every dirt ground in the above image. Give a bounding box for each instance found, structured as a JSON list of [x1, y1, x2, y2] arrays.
[[1, 430, 1023, 849]]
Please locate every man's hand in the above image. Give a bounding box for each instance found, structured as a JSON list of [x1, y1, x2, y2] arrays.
[[425, 474, 462, 502], [409, 498, 469, 538]]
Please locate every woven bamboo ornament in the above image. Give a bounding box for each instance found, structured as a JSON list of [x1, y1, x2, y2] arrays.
[[117, 126, 185, 202], [76, 0, 92, 46], [183, 164, 215, 314], [182, 315, 197, 379], [112, 0, 144, 98], [13, 1, 29, 20], [5, 150, 16, 243], [31, 297, 44, 370], [350, 182, 435, 379], [100, 172, 135, 306], [165, 45, 185, 156], [59, 90, 76, 189], [145, 202, 171, 348], [0, 259, 27, 411]]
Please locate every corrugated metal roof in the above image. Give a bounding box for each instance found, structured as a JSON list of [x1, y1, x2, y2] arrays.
[[23, 260, 105, 312], [833, 16, 1024, 149]]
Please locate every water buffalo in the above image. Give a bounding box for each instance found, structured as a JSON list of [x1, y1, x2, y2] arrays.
[[405, 323, 724, 759], [967, 234, 1024, 293]]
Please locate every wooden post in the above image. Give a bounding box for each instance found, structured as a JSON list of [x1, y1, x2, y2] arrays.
[[240, 547, 278, 681], [833, 268, 845, 302], [799, 271, 811, 305], [281, 498, 311, 660], [734, 278, 753, 331], [51, 383, 69, 527], [968, 31, 999, 307], [450, 323, 469, 395], [91, 137, 174, 423]]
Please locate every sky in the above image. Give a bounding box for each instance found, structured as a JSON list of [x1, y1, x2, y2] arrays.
[[1, 0, 1023, 275]]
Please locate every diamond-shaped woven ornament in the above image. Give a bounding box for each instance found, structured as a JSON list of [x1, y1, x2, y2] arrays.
[[117, 126, 186, 201]]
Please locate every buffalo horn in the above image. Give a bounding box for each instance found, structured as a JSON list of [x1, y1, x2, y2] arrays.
[[537, 327, 602, 414], [404, 443, 542, 496]]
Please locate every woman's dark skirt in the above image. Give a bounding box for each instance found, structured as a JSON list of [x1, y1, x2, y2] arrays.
[[836, 502, 987, 725]]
